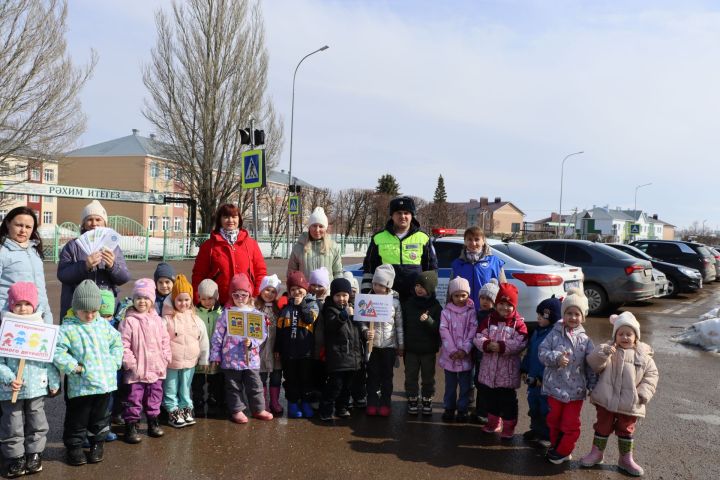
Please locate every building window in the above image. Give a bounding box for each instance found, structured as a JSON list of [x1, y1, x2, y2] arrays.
[[162, 216, 170, 231], [174, 216, 183, 232], [164, 166, 172, 180], [150, 163, 159, 178], [30, 169, 40, 181], [28, 194, 40, 202], [149, 216, 157, 231], [43, 196, 54, 203], [43, 169, 55, 182], [43, 211, 53, 224]]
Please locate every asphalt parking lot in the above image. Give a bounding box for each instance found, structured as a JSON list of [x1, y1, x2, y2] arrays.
[[27, 260, 720, 479]]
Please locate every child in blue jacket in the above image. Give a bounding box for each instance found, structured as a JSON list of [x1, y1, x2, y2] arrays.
[[520, 296, 561, 448]]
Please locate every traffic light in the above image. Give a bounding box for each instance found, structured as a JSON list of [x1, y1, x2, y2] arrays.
[[239, 128, 251, 145], [253, 129, 265, 146]]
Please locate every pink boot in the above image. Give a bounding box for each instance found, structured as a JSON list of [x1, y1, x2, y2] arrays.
[[481, 414, 502, 433], [580, 434, 608, 467], [500, 419, 516, 440], [618, 438, 644, 476], [269, 387, 284, 416], [231, 411, 248, 424], [253, 410, 274, 421]]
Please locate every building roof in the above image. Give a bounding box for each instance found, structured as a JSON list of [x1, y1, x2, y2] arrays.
[[66, 131, 172, 159], [579, 207, 635, 222], [267, 170, 316, 189], [467, 201, 525, 216]]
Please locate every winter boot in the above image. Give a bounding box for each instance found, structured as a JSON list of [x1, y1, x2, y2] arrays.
[[301, 400, 315, 418], [269, 387, 284, 416], [253, 410, 274, 421], [288, 401, 302, 418], [442, 409, 456, 422], [500, 419, 517, 440], [124, 422, 142, 444], [421, 397, 433, 416], [65, 447, 86, 467], [482, 414, 502, 433], [617, 437, 644, 476], [580, 434, 608, 467], [4, 456, 26, 478], [231, 411, 249, 424], [407, 396, 419, 415], [147, 417, 165, 438], [87, 442, 104, 464], [24, 453, 42, 474]]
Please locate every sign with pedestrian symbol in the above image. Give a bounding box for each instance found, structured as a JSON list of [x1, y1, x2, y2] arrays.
[[0, 314, 59, 363], [630, 224, 641, 234], [289, 195, 300, 215], [241, 149, 266, 189]]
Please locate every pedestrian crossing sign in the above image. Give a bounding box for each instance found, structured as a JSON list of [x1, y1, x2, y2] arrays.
[[241, 149, 266, 189], [630, 224, 641, 234], [289, 195, 300, 215]]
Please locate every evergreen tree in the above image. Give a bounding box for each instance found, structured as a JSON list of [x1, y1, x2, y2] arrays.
[[376, 174, 400, 196], [433, 175, 447, 203]]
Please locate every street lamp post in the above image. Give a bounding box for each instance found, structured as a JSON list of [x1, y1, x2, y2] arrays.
[[633, 182, 652, 214], [286, 45, 329, 258], [558, 151, 584, 237]]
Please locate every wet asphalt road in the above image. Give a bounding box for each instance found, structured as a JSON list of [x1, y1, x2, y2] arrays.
[[27, 261, 720, 479]]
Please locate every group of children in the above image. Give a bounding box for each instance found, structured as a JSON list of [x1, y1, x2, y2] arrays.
[[0, 228, 660, 477]]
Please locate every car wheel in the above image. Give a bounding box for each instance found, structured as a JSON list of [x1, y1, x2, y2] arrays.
[[584, 283, 608, 315], [665, 276, 678, 297]]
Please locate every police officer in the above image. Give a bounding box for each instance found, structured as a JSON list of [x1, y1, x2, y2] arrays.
[[361, 196, 438, 300]]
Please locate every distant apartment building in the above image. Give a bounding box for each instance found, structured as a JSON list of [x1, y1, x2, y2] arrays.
[[465, 197, 525, 235], [0, 154, 58, 229]]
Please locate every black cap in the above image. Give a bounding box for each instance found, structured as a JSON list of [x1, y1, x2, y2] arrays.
[[389, 196, 416, 216], [330, 278, 352, 297]]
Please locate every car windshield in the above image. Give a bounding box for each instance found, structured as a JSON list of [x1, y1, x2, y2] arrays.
[[491, 243, 562, 266], [615, 244, 652, 260], [594, 242, 636, 260]]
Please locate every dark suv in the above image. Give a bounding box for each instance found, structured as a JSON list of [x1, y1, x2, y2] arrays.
[[630, 240, 717, 283], [524, 240, 655, 315]]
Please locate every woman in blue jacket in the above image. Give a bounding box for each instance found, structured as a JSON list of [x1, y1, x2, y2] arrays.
[[0, 207, 53, 324]]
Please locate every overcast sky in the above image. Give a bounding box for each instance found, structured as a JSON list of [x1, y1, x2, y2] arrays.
[[65, 0, 720, 230]]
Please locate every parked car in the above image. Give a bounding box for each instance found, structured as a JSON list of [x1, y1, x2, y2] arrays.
[[346, 237, 584, 327], [650, 268, 669, 298], [607, 243, 702, 296], [708, 247, 720, 281], [523, 240, 655, 315], [630, 240, 717, 283]]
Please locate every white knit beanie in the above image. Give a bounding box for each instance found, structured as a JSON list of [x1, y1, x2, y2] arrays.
[[309, 267, 331, 288], [372, 264, 396, 289], [308, 207, 329, 228], [479, 279, 500, 302], [260, 274, 282, 292], [81, 200, 108, 224], [561, 288, 589, 319], [197, 279, 219, 300], [610, 311, 641, 340], [342, 271, 359, 292]]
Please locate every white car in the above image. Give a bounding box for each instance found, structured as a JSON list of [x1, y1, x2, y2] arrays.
[[347, 237, 584, 326]]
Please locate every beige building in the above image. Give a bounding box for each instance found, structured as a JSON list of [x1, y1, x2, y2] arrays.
[[466, 197, 525, 235], [57, 130, 187, 236], [0, 155, 59, 229]]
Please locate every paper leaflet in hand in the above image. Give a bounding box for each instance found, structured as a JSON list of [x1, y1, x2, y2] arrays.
[[76, 227, 121, 255]]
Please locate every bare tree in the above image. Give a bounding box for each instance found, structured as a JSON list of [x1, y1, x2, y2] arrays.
[[258, 184, 289, 257], [143, 0, 282, 232], [334, 189, 373, 238], [0, 0, 96, 182]]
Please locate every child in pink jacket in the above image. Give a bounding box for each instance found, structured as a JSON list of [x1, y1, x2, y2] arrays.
[[119, 278, 172, 443], [439, 277, 478, 423], [474, 283, 528, 439]]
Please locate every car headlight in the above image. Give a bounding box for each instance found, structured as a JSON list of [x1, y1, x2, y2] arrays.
[[678, 267, 699, 277]]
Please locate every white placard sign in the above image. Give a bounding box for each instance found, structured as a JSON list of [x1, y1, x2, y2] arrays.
[[0, 315, 60, 363], [353, 294, 395, 323]]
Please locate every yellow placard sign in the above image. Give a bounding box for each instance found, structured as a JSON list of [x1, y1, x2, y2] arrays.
[[246, 313, 265, 340], [227, 311, 246, 337]]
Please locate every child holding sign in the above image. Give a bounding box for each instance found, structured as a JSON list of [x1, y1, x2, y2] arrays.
[[119, 279, 172, 443], [193, 279, 225, 417], [162, 275, 209, 429], [210, 274, 273, 424], [54, 280, 123, 466], [275, 271, 319, 419], [0, 283, 60, 477], [363, 264, 404, 417]]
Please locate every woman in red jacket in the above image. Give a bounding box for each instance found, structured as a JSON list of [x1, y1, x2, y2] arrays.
[[192, 204, 267, 305]]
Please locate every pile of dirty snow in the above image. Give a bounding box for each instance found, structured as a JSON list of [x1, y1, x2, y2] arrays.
[[672, 308, 720, 353]]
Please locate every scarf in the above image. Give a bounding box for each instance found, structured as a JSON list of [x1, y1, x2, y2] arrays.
[[220, 228, 239, 246], [465, 250, 482, 263]]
